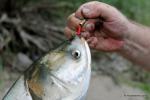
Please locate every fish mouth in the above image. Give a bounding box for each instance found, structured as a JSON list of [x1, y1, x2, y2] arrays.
[[49, 72, 72, 92], [81, 37, 91, 68]]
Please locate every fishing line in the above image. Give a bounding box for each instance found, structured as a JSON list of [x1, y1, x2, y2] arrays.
[[50, 19, 87, 51]]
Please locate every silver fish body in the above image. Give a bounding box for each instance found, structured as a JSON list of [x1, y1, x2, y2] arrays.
[[3, 36, 91, 100]]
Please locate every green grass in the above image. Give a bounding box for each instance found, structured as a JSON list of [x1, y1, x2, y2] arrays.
[[130, 82, 150, 100], [119, 76, 150, 100], [137, 83, 150, 98]]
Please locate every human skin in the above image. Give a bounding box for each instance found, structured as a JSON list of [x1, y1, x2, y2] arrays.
[[65, 1, 150, 70]]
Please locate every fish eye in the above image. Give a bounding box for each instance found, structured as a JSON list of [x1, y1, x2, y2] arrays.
[[71, 50, 81, 59]]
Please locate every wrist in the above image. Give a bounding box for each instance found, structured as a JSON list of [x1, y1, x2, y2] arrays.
[[118, 21, 150, 69], [119, 21, 136, 51], [121, 20, 134, 40]]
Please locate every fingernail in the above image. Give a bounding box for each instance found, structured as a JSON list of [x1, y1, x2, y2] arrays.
[[85, 23, 94, 31], [81, 32, 90, 39], [82, 7, 90, 14]]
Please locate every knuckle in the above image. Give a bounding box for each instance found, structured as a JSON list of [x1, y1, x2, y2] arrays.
[[67, 13, 75, 27], [91, 1, 100, 4], [81, 1, 101, 12], [64, 27, 73, 39], [67, 13, 75, 21], [84, 1, 99, 6]]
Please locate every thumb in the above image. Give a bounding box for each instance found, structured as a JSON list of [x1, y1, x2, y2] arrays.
[[75, 2, 114, 21], [82, 7, 100, 19], [75, 2, 102, 19]]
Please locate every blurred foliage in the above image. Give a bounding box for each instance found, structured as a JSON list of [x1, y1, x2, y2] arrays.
[[47, 0, 150, 25], [138, 83, 150, 95], [2, 0, 149, 25]]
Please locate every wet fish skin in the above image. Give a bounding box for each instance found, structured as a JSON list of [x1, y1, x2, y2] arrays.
[[3, 36, 91, 100]]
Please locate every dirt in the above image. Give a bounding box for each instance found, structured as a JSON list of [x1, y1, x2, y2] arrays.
[[86, 72, 146, 100]]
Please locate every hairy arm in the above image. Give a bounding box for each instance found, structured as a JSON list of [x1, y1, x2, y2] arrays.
[[120, 22, 150, 70]]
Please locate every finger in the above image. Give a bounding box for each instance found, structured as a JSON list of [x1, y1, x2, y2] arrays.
[[87, 37, 98, 48], [67, 14, 98, 32], [75, 1, 116, 21], [75, 1, 102, 19], [75, 5, 85, 20], [64, 27, 75, 39], [95, 38, 124, 51], [81, 31, 91, 39], [95, 31, 108, 39], [67, 13, 82, 31], [83, 19, 100, 32], [87, 36, 124, 51], [83, 31, 100, 40]]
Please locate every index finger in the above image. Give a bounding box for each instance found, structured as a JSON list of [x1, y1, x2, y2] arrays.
[[75, 1, 119, 21], [75, 1, 101, 19]]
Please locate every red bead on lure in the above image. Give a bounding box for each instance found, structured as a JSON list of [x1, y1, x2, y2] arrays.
[[76, 25, 82, 35], [76, 19, 86, 36]]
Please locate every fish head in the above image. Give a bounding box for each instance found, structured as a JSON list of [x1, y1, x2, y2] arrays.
[[27, 36, 91, 99], [41, 36, 91, 83], [3, 36, 91, 100]]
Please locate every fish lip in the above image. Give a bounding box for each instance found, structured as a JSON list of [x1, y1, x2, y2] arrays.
[[81, 37, 91, 68]]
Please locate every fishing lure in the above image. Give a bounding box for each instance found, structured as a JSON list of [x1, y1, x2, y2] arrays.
[[76, 19, 86, 36]]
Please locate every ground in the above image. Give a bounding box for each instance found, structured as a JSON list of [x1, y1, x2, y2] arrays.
[[87, 72, 145, 100]]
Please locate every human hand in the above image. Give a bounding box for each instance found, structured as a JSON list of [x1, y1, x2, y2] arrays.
[[65, 1, 131, 51]]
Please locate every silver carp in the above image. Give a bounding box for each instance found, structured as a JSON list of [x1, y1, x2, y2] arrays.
[[3, 36, 91, 100]]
